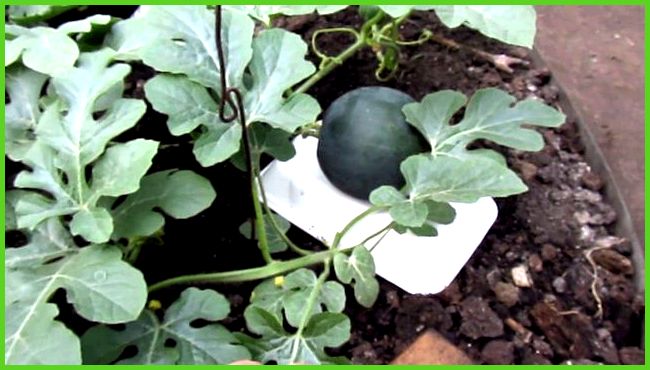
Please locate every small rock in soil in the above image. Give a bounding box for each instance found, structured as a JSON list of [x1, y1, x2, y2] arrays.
[[564, 359, 601, 365], [531, 337, 554, 358], [574, 210, 592, 225], [438, 281, 463, 304], [595, 236, 630, 254], [540, 243, 558, 260], [565, 264, 598, 310], [574, 189, 603, 204], [552, 277, 567, 293], [513, 160, 538, 182], [486, 268, 502, 289], [395, 295, 452, 340], [459, 297, 504, 339], [591, 249, 634, 275], [522, 350, 552, 365], [493, 282, 520, 307], [351, 342, 380, 365], [528, 253, 544, 272], [481, 340, 515, 364], [581, 170, 604, 191], [511, 265, 533, 287], [530, 302, 598, 359], [618, 347, 645, 365], [592, 328, 621, 364]]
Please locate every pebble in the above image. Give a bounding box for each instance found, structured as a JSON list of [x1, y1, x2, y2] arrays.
[[552, 277, 567, 293], [541, 244, 558, 261], [581, 170, 604, 191], [619, 347, 645, 365], [528, 254, 543, 272], [459, 297, 504, 339], [486, 269, 502, 289], [532, 338, 554, 358], [574, 189, 603, 204], [514, 160, 538, 182], [481, 340, 514, 364], [574, 210, 592, 225], [592, 249, 634, 275], [493, 282, 520, 307], [511, 265, 533, 288], [595, 236, 630, 254]]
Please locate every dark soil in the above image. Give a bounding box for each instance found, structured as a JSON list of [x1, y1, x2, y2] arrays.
[[5, 6, 644, 365]]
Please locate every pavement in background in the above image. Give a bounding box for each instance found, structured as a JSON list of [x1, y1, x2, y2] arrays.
[[535, 6, 645, 244]]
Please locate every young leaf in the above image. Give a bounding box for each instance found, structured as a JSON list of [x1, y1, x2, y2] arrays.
[[5, 65, 48, 162], [239, 212, 292, 253], [433, 6, 537, 48], [6, 245, 147, 364], [5, 14, 111, 75], [110, 170, 216, 239], [12, 49, 156, 243], [333, 246, 379, 308], [403, 88, 565, 154], [244, 307, 350, 364], [249, 268, 345, 327], [392, 201, 456, 237], [81, 288, 250, 364]]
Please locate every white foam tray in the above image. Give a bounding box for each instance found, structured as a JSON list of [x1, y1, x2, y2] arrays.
[[260, 136, 498, 294]]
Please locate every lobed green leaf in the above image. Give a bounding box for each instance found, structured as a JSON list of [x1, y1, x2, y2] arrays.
[[81, 288, 250, 364]]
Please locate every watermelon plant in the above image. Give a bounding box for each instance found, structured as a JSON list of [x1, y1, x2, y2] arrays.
[[4, 5, 564, 364]]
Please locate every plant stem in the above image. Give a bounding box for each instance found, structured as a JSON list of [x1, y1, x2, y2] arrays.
[[147, 248, 344, 294], [289, 260, 331, 363], [256, 161, 314, 256], [331, 206, 383, 249], [292, 11, 385, 96]]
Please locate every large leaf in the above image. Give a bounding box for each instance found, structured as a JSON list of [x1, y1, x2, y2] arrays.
[[81, 288, 250, 364], [333, 246, 379, 308], [367, 88, 564, 229], [433, 5, 537, 48], [244, 29, 320, 132], [12, 49, 156, 243], [6, 217, 75, 270], [228, 5, 348, 25], [244, 307, 350, 364], [249, 269, 345, 327], [403, 88, 565, 154], [5, 14, 111, 75], [390, 154, 526, 204], [135, 6, 320, 166], [7, 5, 76, 25], [369, 153, 525, 229], [376, 5, 536, 47], [5, 65, 48, 161], [5, 245, 147, 364], [129, 5, 253, 90], [143, 74, 241, 166], [111, 170, 216, 239]]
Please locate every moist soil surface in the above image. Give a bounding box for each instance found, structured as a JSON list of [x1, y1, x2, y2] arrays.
[[6, 7, 644, 365]]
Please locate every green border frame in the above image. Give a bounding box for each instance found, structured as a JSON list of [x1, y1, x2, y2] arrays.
[[2, 1, 647, 368]]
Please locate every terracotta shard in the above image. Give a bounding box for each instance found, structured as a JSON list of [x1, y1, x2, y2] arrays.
[[391, 330, 473, 365]]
